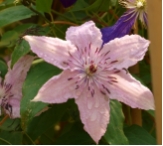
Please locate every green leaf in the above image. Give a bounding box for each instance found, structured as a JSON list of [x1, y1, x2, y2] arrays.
[[124, 125, 156, 144], [85, 0, 112, 12], [0, 117, 20, 131], [23, 132, 35, 145], [11, 40, 30, 68], [142, 110, 156, 138], [70, 0, 89, 12], [0, 59, 8, 78], [0, 30, 19, 48], [0, 130, 23, 145], [26, 101, 73, 140], [36, 0, 53, 13], [103, 100, 129, 145], [110, 0, 118, 6], [54, 121, 94, 145], [139, 60, 152, 85], [0, 0, 14, 7], [20, 60, 61, 131], [147, 110, 155, 117], [0, 5, 36, 28]]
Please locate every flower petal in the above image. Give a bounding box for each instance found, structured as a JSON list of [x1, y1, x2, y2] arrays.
[[7, 98, 20, 118], [108, 70, 155, 110], [101, 35, 150, 70], [32, 70, 79, 103], [24, 35, 77, 70], [66, 21, 103, 53], [101, 10, 136, 44], [75, 85, 110, 144], [5, 55, 35, 100]]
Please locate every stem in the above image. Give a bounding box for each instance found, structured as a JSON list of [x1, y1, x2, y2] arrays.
[[0, 115, 9, 126], [51, 9, 77, 23], [27, 5, 56, 36], [0, 138, 12, 145], [48, 12, 54, 22], [24, 132, 35, 145], [42, 21, 77, 27]]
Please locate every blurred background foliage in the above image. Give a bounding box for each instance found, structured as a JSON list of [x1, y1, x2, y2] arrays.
[[0, 0, 156, 144]]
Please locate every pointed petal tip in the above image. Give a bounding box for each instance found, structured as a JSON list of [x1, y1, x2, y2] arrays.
[[23, 35, 33, 42], [31, 96, 40, 102]]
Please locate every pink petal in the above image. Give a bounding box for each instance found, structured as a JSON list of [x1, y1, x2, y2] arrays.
[[24, 35, 77, 70], [66, 21, 102, 57], [32, 70, 79, 103], [107, 70, 155, 110], [101, 35, 150, 70], [5, 55, 35, 100], [75, 85, 110, 144], [7, 98, 20, 118]]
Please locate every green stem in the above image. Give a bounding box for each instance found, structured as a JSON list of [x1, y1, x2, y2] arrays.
[[0, 138, 12, 145], [51, 9, 77, 23], [27, 5, 56, 36], [24, 132, 35, 145]]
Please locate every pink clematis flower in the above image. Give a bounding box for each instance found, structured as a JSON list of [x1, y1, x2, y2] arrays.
[[24, 21, 154, 144], [0, 55, 34, 118]]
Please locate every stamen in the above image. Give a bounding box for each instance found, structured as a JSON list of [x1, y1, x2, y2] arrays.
[[89, 65, 97, 73]]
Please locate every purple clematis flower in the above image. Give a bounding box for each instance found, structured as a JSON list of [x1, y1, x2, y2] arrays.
[[24, 21, 154, 144], [0, 55, 34, 118], [101, 0, 147, 44], [60, 0, 77, 8]]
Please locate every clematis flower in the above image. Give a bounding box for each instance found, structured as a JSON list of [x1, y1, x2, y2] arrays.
[[101, 0, 147, 44], [119, 0, 147, 26], [24, 21, 154, 144], [60, 0, 77, 8], [0, 55, 34, 118]]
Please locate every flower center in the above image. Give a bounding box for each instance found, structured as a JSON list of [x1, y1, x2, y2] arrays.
[[136, 0, 146, 9], [86, 64, 97, 76]]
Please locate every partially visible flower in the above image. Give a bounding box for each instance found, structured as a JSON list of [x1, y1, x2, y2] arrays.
[[60, 0, 77, 8], [24, 21, 154, 144], [119, 0, 147, 26], [0, 55, 34, 118], [101, 0, 147, 44], [13, 0, 21, 5]]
